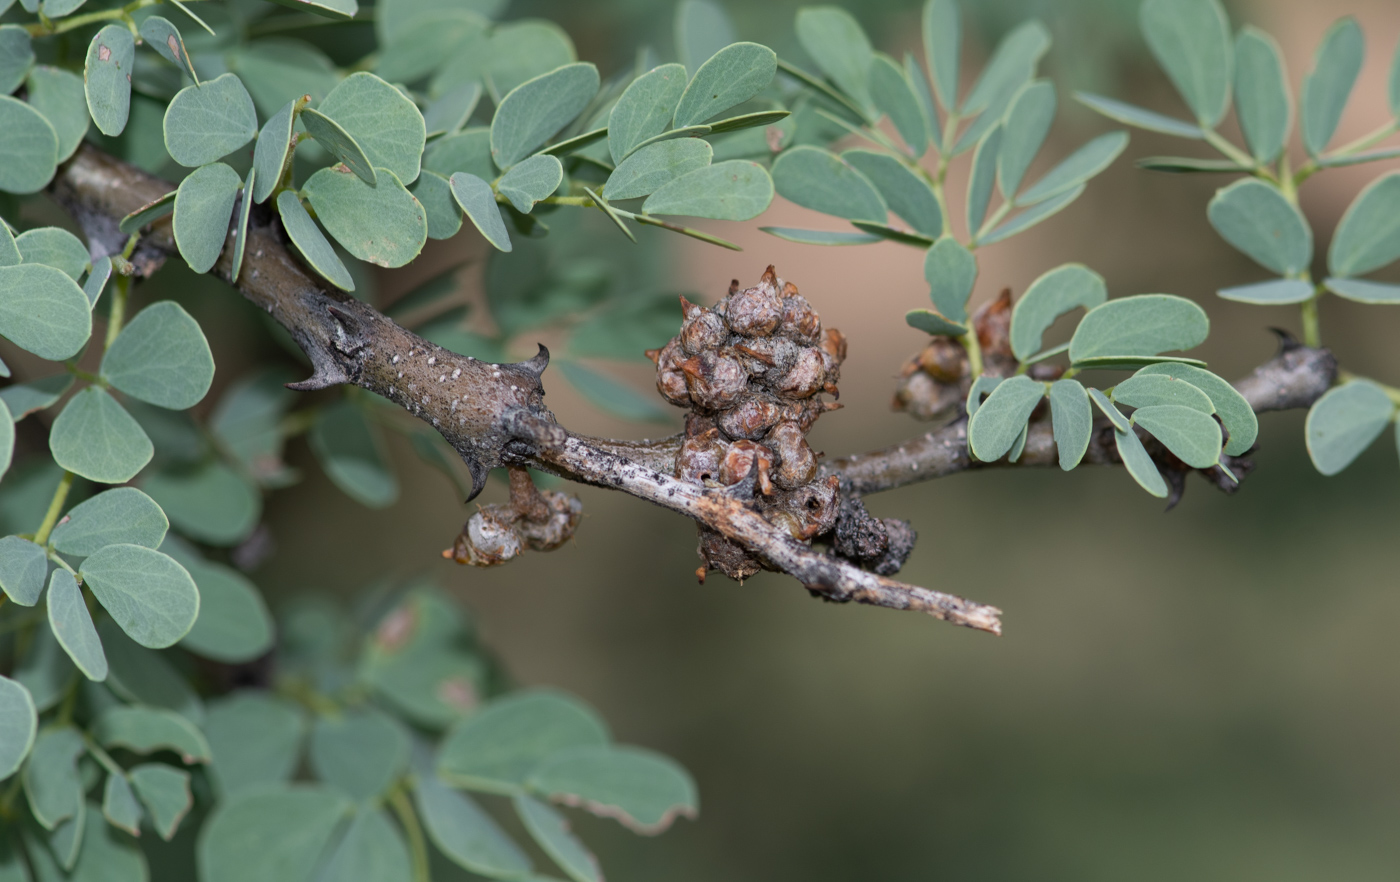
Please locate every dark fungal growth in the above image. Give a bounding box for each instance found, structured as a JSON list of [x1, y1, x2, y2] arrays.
[[648, 266, 846, 580]]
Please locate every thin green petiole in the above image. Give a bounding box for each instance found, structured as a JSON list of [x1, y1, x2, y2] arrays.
[[1300, 293, 1322, 349], [388, 784, 430, 882], [33, 471, 76, 547]]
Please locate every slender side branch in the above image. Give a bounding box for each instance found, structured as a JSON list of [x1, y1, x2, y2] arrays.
[[831, 334, 1338, 498], [530, 437, 1002, 633]]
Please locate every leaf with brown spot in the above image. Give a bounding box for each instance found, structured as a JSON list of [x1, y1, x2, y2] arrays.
[[526, 745, 698, 835]]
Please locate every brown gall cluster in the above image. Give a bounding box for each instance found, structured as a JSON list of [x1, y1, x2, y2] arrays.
[[443, 487, 583, 567], [893, 289, 1062, 422], [648, 266, 847, 581]]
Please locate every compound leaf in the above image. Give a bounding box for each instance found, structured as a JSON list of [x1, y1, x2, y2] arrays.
[[1009, 263, 1107, 361], [173, 161, 241, 274], [526, 744, 699, 835], [308, 708, 408, 801], [276, 191, 354, 291], [0, 96, 58, 195], [79, 543, 200, 649], [450, 172, 512, 252], [1207, 178, 1311, 275], [47, 569, 107, 681], [49, 388, 153, 484], [998, 80, 1056, 198], [498, 153, 564, 214], [842, 149, 941, 238], [1069, 294, 1209, 363], [1301, 17, 1363, 156], [101, 301, 214, 409], [1049, 378, 1092, 470], [608, 63, 688, 163], [1305, 379, 1394, 475], [302, 166, 427, 268], [1115, 426, 1168, 497], [1233, 27, 1290, 163], [300, 108, 377, 186], [0, 263, 91, 360], [771, 145, 886, 222], [604, 138, 712, 201], [438, 689, 609, 794], [163, 73, 258, 168], [491, 63, 600, 169], [641, 159, 772, 220], [1328, 172, 1400, 277], [308, 400, 398, 508], [143, 461, 261, 546], [1131, 403, 1223, 468], [1139, 0, 1233, 126], [416, 776, 533, 877], [197, 785, 351, 882], [967, 375, 1045, 462], [318, 72, 426, 184], [673, 42, 777, 129], [84, 25, 134, 136]]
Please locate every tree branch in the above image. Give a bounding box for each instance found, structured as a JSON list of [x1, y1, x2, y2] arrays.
[[50, 145, 1003, 633], [828, 333, 1338, 497], [48, 147, 1341, 635]]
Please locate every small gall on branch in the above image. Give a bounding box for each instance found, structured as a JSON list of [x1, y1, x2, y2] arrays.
[[649, 266, 850, 581], [445, 466, 582, 566]]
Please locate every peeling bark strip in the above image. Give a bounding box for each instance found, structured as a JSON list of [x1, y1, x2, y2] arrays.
[[48, 146, 1342, 636]]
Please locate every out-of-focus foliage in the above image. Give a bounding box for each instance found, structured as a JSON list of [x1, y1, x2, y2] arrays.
[[5, 0, 1400, 878]]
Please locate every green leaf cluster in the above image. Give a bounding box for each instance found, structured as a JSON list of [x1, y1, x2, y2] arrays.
[[751, 1, 1127, 343], [959, 263, 1248, 498], [1079, 0, 1400, 480]]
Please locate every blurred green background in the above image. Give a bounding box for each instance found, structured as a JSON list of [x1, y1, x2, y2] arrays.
[[11, 0, 1400, 878], [298, 1, 1400, 878]]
